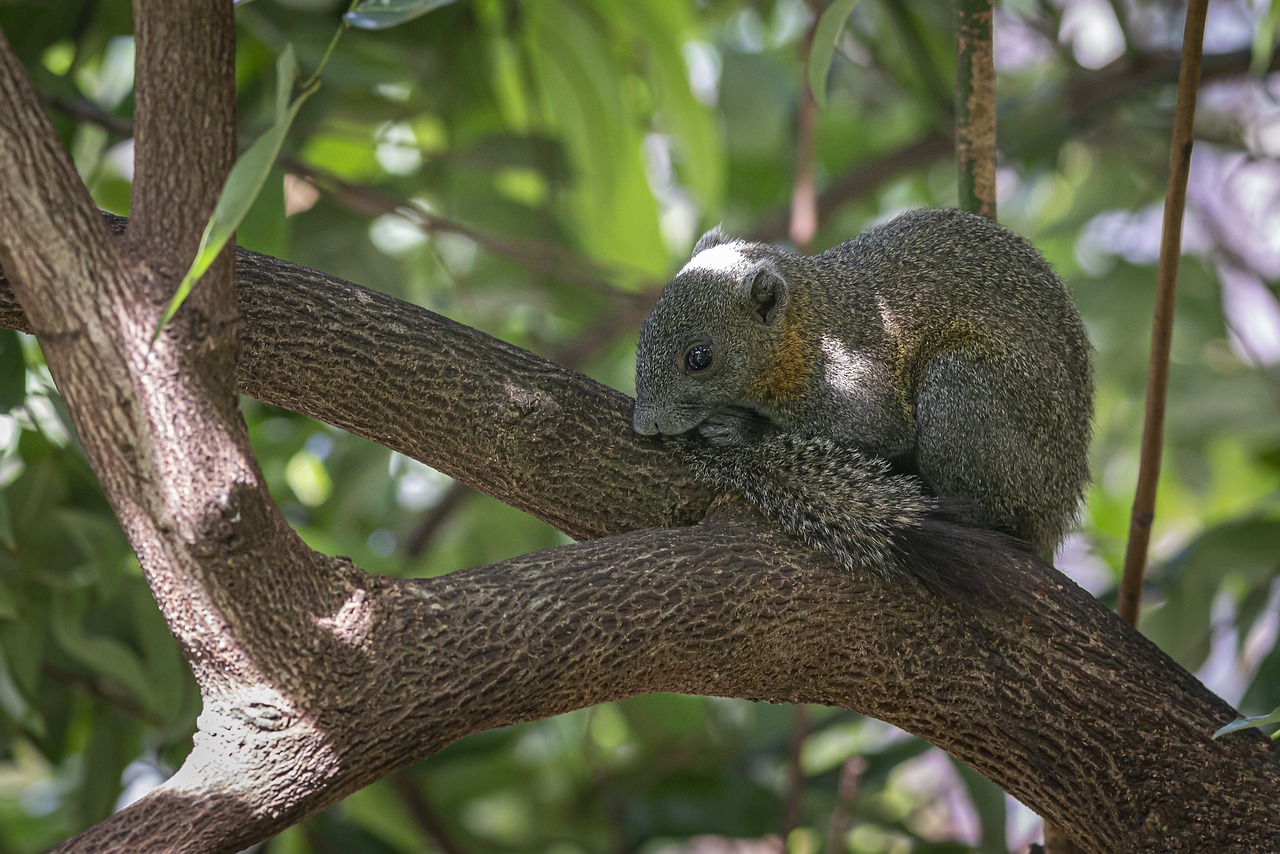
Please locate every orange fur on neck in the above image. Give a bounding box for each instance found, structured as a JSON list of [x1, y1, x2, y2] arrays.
[[748, 301, 811, 403]]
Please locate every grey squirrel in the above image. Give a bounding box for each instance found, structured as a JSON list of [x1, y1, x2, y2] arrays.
[[633, 208, 1093, 593]]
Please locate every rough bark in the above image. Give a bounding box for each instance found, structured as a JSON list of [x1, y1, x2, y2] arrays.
[[0, 217, 709, 540], [1, 9, 377, 850], [955, 0, 996, 220], [38, 513, 1280, 852]]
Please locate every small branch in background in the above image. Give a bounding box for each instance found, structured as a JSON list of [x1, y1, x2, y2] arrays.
[[402, 480, 473, 562], [34, 90, 625, 295], [750, 44, 1279, 244], [955, 0, 997, 219], [42, 663, 170, 729], [1118, 0, 1210, 629], [789, 0, 823, 252], [789, 83, 818, 249], [824, 756, 867, 852], [750, 133, 953, 243], [545, 288, 653, 369], [782, 705, 811, 841], [40, 90, 133, 135], [390, 768, 468, 854], [279, 155, 623, 293], [781, 4, 825, 843]]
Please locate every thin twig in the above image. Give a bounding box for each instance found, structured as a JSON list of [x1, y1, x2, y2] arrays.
[[824, 755, 867, 851], [749, 45, 1279, 243], [389, 768, 469, 854], [789, 0, 823, 251], [782, 705, 811, 840], [1118, 0, 1210, 629], [402, 480, 473, 561], [279, 155, 625, 292]]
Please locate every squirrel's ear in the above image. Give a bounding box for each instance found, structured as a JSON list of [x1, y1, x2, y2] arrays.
[[744, 261, 788, 324], [692, 226, 730, 257]]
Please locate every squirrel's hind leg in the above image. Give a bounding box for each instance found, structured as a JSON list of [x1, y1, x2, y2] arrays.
[[913, 351, 1074, 561]]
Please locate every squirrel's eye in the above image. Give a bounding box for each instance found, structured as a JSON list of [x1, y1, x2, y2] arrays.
[[684, 344, 713, 373]]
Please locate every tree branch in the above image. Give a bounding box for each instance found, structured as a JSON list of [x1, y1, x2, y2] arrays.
[[2, 190, 1269, 849], [53, 511, 1280, 852], [0, 216, 708, 541], [129, 0, 236, 266], [1119, 0, 1210, 628], [955, 0, 997, 218], [2, 2, 361, 810], [749, 45, 1277, 243]]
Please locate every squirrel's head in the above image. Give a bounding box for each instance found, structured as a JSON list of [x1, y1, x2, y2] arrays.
[[633, 228, 794, 446]]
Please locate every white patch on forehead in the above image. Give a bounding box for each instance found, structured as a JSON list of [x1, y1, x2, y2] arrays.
[[681, 243, 748, 275]]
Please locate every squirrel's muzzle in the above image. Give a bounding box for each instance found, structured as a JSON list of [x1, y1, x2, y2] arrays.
[[631, 402, 662, 436]]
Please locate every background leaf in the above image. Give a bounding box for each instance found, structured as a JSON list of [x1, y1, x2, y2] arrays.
[[345, 0, 459, 31], [808, 0, 862, 108]]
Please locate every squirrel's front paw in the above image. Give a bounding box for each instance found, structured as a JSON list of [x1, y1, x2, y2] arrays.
[[695, 405, 773, 446]]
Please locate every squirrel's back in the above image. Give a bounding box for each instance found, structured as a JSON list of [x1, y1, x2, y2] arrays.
[[634, 209, 1094, 582]]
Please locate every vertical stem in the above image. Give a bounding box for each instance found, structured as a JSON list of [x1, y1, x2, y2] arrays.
[[782, 704, 811, 840], [130, 0, 237, 268], [782, 3, 826, 841], [824, 756, 866, 850], [789, 1, 823, 251], [789, 85, 819, 250], [955, 0, 996, 219], [1117, 0, 1210, 628]]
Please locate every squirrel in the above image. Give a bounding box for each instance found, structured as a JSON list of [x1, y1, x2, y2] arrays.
[[632, 208, 1093, 594]]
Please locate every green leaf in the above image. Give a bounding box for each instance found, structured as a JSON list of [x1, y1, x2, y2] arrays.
[[1213, 708, 1280, 739], [273, 41, 297, 124], [524, 1, 666, 281], [0, 643, 45, 737], [0, 572, 14, 620], [1140, 517, 1280, 670], [954, 757, 1009, 851], [155, 46, 313, 339], [1251, 1, 1280, 76], [0, 491, 14, 552], [51, 594, 156, 717], [131, 585, 195, 726], [808, 0, 862, 109], [345, 0, 459, 30], [75, 706, 137, 825], [587, 0, 725, 211], [0, 328, 27, 412]]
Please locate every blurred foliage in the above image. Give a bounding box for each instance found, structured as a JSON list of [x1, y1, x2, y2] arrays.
[[1, 0, 1279, 851]]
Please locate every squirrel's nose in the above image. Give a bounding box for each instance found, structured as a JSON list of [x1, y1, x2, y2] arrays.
[[631, 403, 661, 436]]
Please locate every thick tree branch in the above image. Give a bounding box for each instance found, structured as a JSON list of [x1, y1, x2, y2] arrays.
[[1, 0, 352, 781], [0, 221, 709, 540], [129, 0, 236, 265], [56, 512, 1280, 852], [232, 245, 709, 539]]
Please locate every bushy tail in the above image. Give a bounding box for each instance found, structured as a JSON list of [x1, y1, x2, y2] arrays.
[[674, 433, 1023, 599]]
